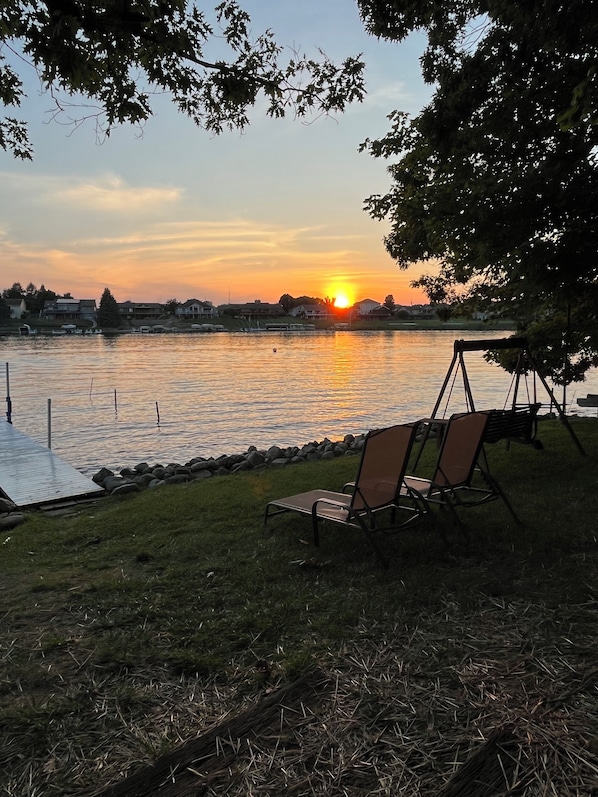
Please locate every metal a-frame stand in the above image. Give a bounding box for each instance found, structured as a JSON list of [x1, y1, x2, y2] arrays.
[[430, 337, 585, 456]]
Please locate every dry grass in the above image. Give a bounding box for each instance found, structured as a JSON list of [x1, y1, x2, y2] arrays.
[[164, 580, 598, 796], [4, 574, 597, 795]]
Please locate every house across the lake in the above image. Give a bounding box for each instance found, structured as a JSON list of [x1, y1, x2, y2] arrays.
[[117, 301, 164, 322], [289, 304, 333, 321], [43, 298, 97, 323], [6, 297, 27, 319], [218, 299, 284, 318], [176, 299, 219, 320]]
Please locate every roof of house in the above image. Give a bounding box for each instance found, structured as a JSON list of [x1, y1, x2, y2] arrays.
[[292, 304, 329, 312], [220, 301, 283, 310], [354, 298, 379, 306], [181, 299, 213, 307], [118, 301, 163, 309]]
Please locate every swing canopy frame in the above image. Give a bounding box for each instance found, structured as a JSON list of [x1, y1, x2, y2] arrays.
[[430, 337, 585, 456]]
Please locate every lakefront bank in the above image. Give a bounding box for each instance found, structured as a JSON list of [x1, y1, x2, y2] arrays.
[[0, 314, 518, 336]]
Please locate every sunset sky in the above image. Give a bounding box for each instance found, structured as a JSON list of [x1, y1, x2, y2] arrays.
[[0, 1, 434, 308]]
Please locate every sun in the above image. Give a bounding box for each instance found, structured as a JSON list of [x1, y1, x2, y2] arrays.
[[326, 283, 355, 309], [333, 292, 351, 309]]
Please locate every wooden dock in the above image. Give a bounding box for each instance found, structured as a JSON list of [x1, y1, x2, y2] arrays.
[[0, 421, 104, 508], [577, 393, 598, 408]]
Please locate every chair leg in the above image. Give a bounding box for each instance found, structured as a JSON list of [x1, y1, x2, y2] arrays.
[[311, 512, 320, 547], [426, 507, 449, 546], [485, 474, 522, 525], [355, 518, 389, 569], [498, 488, 522, 525], [311, 510, 389, 568], [438, 497, 471, 543], [264, 504, 290, 528]]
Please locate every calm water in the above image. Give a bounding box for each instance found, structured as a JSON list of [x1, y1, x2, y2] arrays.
[[2, 330, 596, 475]]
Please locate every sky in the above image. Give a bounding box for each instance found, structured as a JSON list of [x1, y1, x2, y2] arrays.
[[0, 1, 434, 308]]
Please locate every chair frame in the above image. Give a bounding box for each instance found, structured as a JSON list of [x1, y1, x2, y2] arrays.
[[264, 423, 426, 568], [404, 411, 521, 528]]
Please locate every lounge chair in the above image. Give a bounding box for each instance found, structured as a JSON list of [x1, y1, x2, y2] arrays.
[[264, 423, 426, 568], [404, 411, 521, 527]]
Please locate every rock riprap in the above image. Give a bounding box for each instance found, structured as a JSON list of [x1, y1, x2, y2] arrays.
[[91, 434, 365, 496], [0, 497, 26, 529]]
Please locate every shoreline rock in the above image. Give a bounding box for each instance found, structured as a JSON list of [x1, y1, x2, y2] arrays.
[[91, 433, 366, 496]]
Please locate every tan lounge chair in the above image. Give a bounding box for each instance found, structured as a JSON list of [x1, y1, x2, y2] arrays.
[[404, 411, 521, 526], [264, 423, 426, 567]]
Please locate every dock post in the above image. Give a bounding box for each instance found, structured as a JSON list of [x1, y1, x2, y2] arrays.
[[47, 398, 52, 448], [5, 363, 12, 424]]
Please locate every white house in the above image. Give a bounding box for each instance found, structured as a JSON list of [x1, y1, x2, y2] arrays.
[[353, 299, 384, 317], [176, 299, 219, 320], [6, 297, 27, 319], [289, 304, 333, 320]]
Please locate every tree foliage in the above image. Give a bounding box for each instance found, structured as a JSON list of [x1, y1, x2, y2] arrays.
[[97, 287, 121, 328], [2, 281, 25, 300], [29, 284, 58, 315], [278, 294, 324, 313], [2, 282, 60, 315], [164, 298, 179, 315], [486, 298, 598, 386], [1, 0, 366, 158], [383, 294, 395, 312], [358, 0, 598, 382]]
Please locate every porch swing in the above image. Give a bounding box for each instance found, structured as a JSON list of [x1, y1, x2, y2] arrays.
[[426, 336, 586, 456]]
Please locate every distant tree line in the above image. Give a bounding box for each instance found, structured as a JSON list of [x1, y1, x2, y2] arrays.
[[0, 281, 122, 327], [1, 284, 410, 320], [1, 281, 62, 316], [1, 282, 444, 332], [278, 294, 328, 313], [278, 294, 402, 313]]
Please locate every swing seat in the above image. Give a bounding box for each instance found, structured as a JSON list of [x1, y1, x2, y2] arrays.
[[482, 403, 541, 446]]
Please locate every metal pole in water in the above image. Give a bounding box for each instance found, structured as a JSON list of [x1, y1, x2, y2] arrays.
[[5, 362, 12, 424], [47, 398, 52, 448], [114, 389, 118, 414], [156, 401, 160, 426]]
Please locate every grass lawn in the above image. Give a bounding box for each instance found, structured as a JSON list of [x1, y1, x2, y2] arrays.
[[1, 416, 597, 795]]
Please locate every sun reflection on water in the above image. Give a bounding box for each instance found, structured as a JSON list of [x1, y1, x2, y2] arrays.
[[4, 327, 584, 475]]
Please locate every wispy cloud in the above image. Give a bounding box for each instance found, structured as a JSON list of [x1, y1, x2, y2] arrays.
[[52, 175, 182, 211], [0, 212, 417, 305], [71, 219, 362, 259], [0, 171, 182, 212]]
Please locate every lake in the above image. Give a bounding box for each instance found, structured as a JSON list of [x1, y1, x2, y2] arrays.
[[2, 329, 596, 476]]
